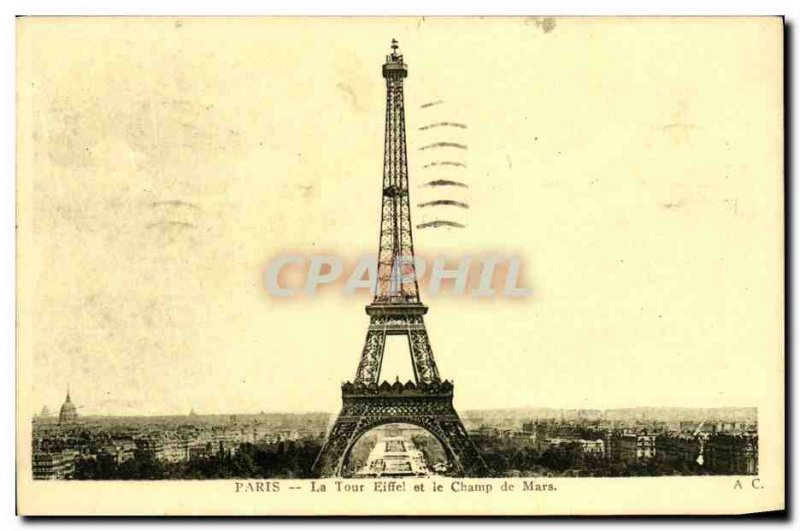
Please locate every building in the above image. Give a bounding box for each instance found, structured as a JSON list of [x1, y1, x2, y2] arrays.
[[186, 440, 212, 460], [469, 425, 500, 439], [656, 434, 701, 464], [212, 432, 238, 457], [613, 433, 656, 463], [97, 440, 137, 464], [705, 433, 758, 475], [579, 439, 605, 455], [513, 431, 537, 443], [711, 421, 750, 434], [679, 421, 704, 434], [135, 435, 186, 463], [536, 438, 605, 455], [33, 450, 78, 480], [524, 420, 583, 441], [58, 390, 78, 424]]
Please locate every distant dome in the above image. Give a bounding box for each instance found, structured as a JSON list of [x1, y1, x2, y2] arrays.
[[59, 391, 78, 424]]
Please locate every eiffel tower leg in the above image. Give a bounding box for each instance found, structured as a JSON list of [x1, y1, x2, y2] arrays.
[[407, 317, 440, 384], [433, 414, 488, 477], [312, 405, 365, 477], [354, 321, 386, 384]]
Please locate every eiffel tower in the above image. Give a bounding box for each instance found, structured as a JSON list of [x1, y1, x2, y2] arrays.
[[312, 40, 486, 478]]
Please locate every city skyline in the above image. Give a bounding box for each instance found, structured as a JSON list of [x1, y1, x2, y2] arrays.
[[31, 402, 759, 481]]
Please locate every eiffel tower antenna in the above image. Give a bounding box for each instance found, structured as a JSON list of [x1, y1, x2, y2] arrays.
[[313, 40, 486, 478]]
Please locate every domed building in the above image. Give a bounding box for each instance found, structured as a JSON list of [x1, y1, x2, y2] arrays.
[[58, 390, 78, 424]]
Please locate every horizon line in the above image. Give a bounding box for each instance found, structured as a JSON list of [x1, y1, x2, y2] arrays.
[[34, 404, 758, 420]]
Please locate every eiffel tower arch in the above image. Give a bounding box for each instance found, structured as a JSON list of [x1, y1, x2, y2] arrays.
[[315, 380, 486, 477], [313, 41, 486, 478]]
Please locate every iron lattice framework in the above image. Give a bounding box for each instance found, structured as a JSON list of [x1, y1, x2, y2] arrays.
[[313, 41, 486, 478]]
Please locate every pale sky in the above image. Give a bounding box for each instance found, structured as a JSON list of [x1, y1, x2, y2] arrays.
[[18, 17, 782, 417]]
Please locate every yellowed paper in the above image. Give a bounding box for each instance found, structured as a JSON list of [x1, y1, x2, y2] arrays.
[[17, 16, 784, 515]]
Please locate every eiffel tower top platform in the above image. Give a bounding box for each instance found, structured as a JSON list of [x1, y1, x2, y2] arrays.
[[382, 38, 408, 78]]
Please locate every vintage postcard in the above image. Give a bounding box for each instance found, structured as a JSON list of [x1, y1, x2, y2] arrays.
[[16, 16, 784, 515]]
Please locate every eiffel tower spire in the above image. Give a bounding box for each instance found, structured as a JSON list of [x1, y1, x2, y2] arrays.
[[313, 41, 485, 478], [375, 37, 419, 303]]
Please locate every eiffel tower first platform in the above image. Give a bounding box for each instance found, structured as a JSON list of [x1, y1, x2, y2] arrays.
[[312, 41, 486, 478]]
